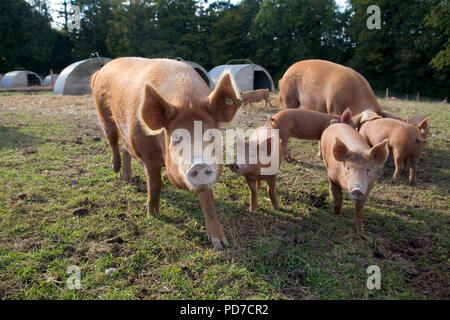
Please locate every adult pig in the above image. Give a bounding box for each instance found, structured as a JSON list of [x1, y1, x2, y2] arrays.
[[321, 123, 389, 232], [278, 59, 396, 123], [91, 57, 242, 250]]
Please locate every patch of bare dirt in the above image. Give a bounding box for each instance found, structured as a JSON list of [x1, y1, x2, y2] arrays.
[[372, 235, 449, 299]]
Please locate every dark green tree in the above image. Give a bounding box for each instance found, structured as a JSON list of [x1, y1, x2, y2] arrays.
[[0, 0, 56, 74], [251, 0, 341, 81], [348, 0, 449, 98]]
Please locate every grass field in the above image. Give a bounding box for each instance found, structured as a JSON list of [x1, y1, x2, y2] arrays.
[[0, 92, 448, 299]]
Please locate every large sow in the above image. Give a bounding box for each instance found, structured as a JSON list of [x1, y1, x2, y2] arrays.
[[91, 57, 242, 250], [278, 59, 397, 123]]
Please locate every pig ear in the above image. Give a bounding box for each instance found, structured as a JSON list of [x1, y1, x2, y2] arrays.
[[333, 138, 348, 162], [340, 107, 352, 123], [139, 83, 176, 133], [368, 138, 389, 165], [208, 72, 243, 123], [417, 117, 429, 135]]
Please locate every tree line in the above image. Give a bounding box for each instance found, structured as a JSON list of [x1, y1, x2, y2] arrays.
[[0, 0, 448, 98]]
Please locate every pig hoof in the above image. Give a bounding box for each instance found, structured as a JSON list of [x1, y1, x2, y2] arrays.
[[146, 203, 160, 216], [112, 159, 121, 173], [211, 238, 224, 250], [221, 237, 229, 247]]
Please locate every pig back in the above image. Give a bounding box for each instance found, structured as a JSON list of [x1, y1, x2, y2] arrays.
[[281, 60, 381, 116]]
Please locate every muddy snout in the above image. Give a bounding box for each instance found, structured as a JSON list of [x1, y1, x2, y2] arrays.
[[348, 185, 366, 200], [186, 162, 217, 189]]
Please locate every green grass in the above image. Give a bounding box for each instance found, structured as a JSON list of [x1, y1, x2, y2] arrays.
[[0, 96, 448, 299]]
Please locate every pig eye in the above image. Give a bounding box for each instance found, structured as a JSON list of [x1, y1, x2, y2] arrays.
[[346, 166, 350, 171]]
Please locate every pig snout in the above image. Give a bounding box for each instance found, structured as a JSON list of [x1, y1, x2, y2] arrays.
[[186, 162, 217, 189], [348, 184, 366, 200]]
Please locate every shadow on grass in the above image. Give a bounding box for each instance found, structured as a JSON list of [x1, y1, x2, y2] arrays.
[[118, 159, 448, 299], [376, 146, 450, 193], [0, 126, 41, 151]]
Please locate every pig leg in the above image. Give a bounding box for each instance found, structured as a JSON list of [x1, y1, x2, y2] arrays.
[[408, 158, 417, 184], [197, 189, 228, 250], [122, 149, 132, 183], [280, 137, 292, 161], [94, 100, 121, 173], [100, 123, 121, 173], [317, 140, 322, 158], [246, 177, 258, 211], [392, 155, 405, 182], [329, 180, 343, 215], [256, 179, 262, 190], [354, 197, 367, 233], [143, 163, 162, 216], [267, 176, 278, 210]]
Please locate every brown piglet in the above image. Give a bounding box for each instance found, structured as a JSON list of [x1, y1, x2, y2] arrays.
[[321, 123, 389, 232], [269, 107, 354, 161], [359, 118, 429, 184], [240, 89, 273, 108], [91, 57, 242, 250], [228, 127, 282, 211]]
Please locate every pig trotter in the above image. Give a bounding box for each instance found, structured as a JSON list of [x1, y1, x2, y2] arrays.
[[122, 150, 132, 183], [354, 198, 366, 233], [144, 165, 162, 217], [146, 199, 160, 216], [111, 145, 121, 173], [408, 160, 417, 184], [355, 223, 364, 233], [329, 181, 342, 215], [211, 237, 229, 250]]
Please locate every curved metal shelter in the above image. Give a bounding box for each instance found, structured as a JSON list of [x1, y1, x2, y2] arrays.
[[54, 57, 111, 95], [1, 70, 42, 88], [44, 74, 59, 86], [184, 61, 213, 89], [209, 63, 275, 92]]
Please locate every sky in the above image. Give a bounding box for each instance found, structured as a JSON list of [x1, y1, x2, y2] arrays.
[[47, 0, 349, 29]]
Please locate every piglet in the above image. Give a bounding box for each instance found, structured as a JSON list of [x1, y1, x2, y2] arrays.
[[321, 123, 389, 232], [269, 107, 354, 161], [359, 118, 429, 184], [240, 89, 273, 108], [228, 127, 282, 211]]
